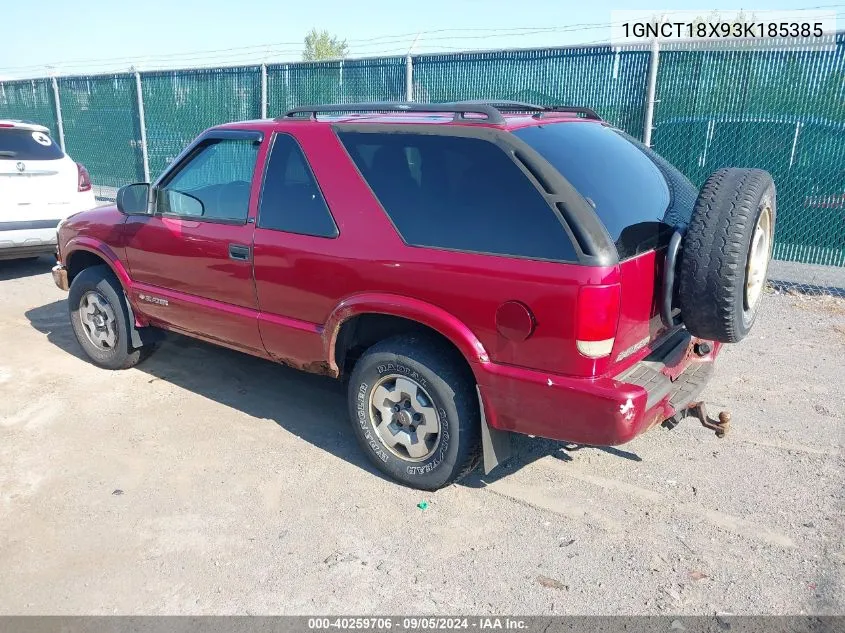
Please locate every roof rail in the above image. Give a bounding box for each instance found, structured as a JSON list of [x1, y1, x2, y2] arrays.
[[456, 101, 602, 121], [279, 102, 507, 124], [278, 101, 602, 124], [537, 106, 602, 121], [453, 99, 546, 112]]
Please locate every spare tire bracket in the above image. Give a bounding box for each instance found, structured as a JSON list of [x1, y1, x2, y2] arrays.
[[661, 225, 685, 328]]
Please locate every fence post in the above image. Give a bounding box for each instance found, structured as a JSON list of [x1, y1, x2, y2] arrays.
[[284, 64, 290, 110], [405, 54, 414, 102], [642, 37, 660, 147], [134, 71, 151, 183], [260, 63, 268, 119], [50, 76, 66, 152]]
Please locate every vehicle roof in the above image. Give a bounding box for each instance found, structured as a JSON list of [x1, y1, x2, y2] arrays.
[[0, 119, 51, 133], [214, 111, 604, 133]]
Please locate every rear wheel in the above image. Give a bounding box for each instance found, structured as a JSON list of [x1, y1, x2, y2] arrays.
[[68, 266, 154, 369], [347, 334, 481, 490], [678, 168, 776, 343]]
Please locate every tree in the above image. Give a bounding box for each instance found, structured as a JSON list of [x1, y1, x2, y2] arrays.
[[302, 29, 349, 62]]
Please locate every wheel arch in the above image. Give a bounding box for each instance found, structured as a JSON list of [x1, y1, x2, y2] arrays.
[[64, 238, 132, 290], [64, 238, 150, 335], [325, 294, 489, 381]]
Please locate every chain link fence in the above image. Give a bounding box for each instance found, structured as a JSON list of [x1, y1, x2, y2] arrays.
[[411, 45, 652, 139], [0, 79, 59, 138], [57, 74, 145, 190], [267, 57, 407, 113], [1, 36, 843, 295]]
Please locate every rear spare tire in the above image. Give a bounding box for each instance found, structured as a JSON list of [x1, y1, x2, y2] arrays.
[[678, 168, 776, 343]]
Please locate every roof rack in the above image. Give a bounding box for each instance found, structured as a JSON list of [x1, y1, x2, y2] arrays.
[[455, 101, 602, 121], [280, 102, 508, 124], [539, 106, 602, 120], [278, 101, 602, 124]]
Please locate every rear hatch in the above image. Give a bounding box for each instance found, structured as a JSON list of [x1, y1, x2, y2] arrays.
[[513, 121, 698, 368], [0, 126, 78, 223]]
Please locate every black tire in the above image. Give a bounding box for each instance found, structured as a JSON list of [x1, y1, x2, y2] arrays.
[[347, 334, 481, 490], [68, 265, 153, 370], [678, 168, 776, 343]]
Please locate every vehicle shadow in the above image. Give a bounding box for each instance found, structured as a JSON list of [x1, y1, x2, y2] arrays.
[[0, 255, 55, 281], [461, 437, 643, 488], [26, 299, 643, 488], [25, 299, 393, 484]]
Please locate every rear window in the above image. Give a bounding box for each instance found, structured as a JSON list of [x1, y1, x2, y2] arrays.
[[337, 131, 577, 262], [0, 128, 64, 161], [514, 122, 697, 259]]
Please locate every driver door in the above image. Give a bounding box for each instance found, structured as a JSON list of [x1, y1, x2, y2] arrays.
[[123, 130, 264, 354]]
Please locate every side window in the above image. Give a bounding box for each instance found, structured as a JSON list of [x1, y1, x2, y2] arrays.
[[257, 134, 338, 238], [337, 132, 577, 261], [513, 123, 697, 259], [158, 138, 259, 223]]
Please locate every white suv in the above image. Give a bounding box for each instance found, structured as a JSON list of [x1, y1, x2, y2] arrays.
[[0, 120, 96, 261]]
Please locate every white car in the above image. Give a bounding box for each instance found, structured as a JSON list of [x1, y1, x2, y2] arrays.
[[0, 120, 96, 261]]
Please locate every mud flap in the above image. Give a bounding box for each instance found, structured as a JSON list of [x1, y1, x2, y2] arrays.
[[477, 386, 512, 474], [123, 293, 164, 349]]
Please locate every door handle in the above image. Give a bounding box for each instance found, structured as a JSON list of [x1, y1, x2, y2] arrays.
[[228, 244, 251, 261]]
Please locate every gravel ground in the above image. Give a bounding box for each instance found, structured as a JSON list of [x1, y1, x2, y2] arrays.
[[0, 256, 843, 615]]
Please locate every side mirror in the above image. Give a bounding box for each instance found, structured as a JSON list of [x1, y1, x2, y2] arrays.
[[116, 183, 151, 215]]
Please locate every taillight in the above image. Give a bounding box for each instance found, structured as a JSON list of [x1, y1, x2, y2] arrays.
[[77, 163, 92, 192], [575, 283, 621, 358]]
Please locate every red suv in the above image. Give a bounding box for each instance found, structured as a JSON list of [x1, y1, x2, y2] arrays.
[[51, 102, 776, 490]]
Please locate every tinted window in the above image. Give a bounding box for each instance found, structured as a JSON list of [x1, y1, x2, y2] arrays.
[[337, 132, 576, 261], [0, 128, 64, 160], [258, 134, 338, 238], [159, 138, 258, 222], [514, 123, 697, 259]]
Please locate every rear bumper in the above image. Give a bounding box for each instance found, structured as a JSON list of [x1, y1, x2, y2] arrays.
[[0, 222, 60, 260], [0, 191, 96, 255], [476, 330, 720, 446], [0, 244, 57, 260]]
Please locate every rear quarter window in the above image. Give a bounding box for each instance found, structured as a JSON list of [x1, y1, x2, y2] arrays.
[[337, 131, 578, 262], [0, 128, 64, 161], [514, 122, 697, 259]]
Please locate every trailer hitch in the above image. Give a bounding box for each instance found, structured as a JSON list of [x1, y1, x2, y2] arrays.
[[662, 401, 731, 438]]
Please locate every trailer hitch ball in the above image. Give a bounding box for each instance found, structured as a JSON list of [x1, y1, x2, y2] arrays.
[[687, 401, 731, 438], [662, 401, 731, 438]]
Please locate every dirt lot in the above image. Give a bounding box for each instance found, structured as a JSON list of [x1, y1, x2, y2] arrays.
[[0, 256, 843, 615]]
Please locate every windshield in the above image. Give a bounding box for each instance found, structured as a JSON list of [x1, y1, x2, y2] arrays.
[[514, 122, 697, 259], [0, 128, 64, 161]]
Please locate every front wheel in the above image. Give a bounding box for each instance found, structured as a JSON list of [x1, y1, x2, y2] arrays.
[[68, 265, 154, 370], [347, 334, 481, 490]]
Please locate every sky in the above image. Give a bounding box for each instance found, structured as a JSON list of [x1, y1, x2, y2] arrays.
[[0, 0, 841, 79]]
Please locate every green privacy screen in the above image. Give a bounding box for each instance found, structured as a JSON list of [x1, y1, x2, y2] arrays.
[[652, 33, 845, 267], [58, 75, 145, 189], [411, 45, 651, 138], [0, 37, 843, 267], [0, 79, 59, 138], [266, 57, 406, 115], [142, 66, 262, 177]]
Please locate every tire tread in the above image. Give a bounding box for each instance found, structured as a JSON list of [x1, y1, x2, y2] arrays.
[[678, 168, 775, 343], [348, 333, 480, 490]]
